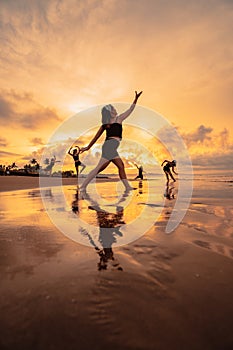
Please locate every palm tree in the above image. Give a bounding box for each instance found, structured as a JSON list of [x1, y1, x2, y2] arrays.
[[11, 162, 18, 169], [30, 158, 37, 164]]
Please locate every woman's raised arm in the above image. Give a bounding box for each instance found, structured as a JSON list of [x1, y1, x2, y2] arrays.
[[161, 160, 169, 166], [68, 147, 73, 156], [117, 91, 142, 123]]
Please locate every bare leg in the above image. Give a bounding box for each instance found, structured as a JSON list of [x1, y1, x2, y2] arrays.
[[111, 157, 135, 190], [111, 157, 126, 179], [75, 166, 79, 178], [80, 164, 86, 174], [164, 171, 169, 182], [98, 162, 110, 174], [168, 170, 176, 182], [80, 158, 110, 190]]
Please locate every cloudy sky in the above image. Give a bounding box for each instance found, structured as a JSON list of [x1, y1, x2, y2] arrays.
[[0, 0, 232, 171]]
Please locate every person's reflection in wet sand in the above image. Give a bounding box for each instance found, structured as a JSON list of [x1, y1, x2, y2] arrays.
[[39, 189, 53, 198], [72, 186, 80, 214], [88, 195, 125, 271], [164, 182, 175, 200], [44, 189, 53, 198], [73, 188, 129, 271], [96, 207, 124, 271], [138, 179, 143, 194]]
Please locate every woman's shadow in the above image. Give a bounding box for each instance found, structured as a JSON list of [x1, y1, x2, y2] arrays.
[[72, 187, 129, 271]]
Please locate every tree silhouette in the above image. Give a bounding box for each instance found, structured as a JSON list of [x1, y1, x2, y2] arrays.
[[11, 162, 17, 169]]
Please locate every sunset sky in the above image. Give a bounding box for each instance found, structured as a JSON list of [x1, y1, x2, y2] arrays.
[[0, 0, 232, 172]]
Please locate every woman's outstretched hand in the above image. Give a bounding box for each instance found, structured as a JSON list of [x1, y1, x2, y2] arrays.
[[135, 91, 143, 100]]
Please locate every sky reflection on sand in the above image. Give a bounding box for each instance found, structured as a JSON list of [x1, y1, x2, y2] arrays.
[[1, 177, 232, 260], [40, 179, 165, 248], [0, 178, 169, 247]]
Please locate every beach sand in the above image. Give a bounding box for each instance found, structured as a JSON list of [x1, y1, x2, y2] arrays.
[[0, 175, 114, 193], [0, 176, 233, 350]]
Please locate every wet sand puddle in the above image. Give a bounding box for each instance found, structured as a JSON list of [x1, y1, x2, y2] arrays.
[[175, 179, 233, 260]]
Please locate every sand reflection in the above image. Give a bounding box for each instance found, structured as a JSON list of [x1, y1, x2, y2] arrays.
[[76, 190, 125, 270], [45, 179, 165, 247]]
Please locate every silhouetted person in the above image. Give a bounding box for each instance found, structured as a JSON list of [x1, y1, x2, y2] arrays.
[[134, 163, 144, 180], [44, 156, 60, 176], [161, 159, 178, 182], [80, 91, 143, 192], [68, 146, 86, 177]]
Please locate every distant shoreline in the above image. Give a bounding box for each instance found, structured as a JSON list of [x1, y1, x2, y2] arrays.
[[0, 175, 122, 193]]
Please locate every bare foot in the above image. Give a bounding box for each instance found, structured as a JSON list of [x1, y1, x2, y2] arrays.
[[79, 187, 88, 199], [124, 186, 137, 191]]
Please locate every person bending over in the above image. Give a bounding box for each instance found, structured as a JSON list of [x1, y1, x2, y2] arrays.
[[161, 159, 178, 182]]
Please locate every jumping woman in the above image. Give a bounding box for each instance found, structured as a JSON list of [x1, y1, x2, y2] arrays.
[[80, 91, 143, 192]]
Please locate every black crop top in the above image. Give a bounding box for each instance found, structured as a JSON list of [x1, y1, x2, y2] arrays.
[[73, 154, 79, 162], [103, 123, 122, 139]]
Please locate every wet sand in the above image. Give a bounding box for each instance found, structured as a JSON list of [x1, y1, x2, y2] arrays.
[[0, 177, 233, 350], [0, 175, 116, 193]]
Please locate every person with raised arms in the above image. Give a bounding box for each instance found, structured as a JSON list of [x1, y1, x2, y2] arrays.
[[80, 91, 143, 192]]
